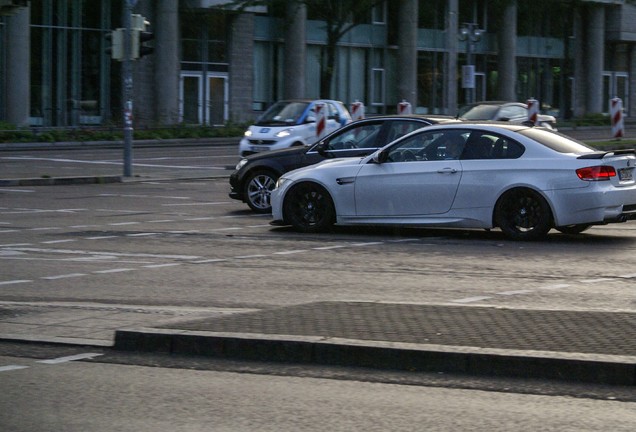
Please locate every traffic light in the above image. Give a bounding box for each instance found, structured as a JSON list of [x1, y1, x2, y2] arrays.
[[131, 14, 154, 59], [105, 28, 124, 61], [131, 29, 154, 59]]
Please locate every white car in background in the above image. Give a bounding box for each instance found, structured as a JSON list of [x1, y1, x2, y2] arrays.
[[239, 99, 352, 157], [271, 123, 636, 240]]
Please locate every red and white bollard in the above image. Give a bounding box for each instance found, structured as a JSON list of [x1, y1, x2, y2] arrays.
[[398, 100, 412, 115], [526, 98, 539, 125], [314, 102, 327, 139], [610, 97, 625, 138], [350, 100, 365, 121]]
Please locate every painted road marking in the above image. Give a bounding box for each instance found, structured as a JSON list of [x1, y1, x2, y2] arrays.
[[41, 273, 87, 280], [452, 296, 493, 303], [37, 353, 104, 364], [0, 280, 32, 286], [0, 365, 29, 372]]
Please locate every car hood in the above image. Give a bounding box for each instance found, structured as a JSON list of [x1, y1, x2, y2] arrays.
[[243, 146, 308, 162], [284, 156, 365, 179]]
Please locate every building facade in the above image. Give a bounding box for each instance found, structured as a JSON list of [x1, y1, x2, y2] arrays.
[[1, 0, 635, 128]]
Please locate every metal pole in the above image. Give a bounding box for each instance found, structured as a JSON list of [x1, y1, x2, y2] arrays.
[[122, 1, 134, 177]]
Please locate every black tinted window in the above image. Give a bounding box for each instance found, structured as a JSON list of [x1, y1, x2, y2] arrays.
[[517, 128, 596, 154]]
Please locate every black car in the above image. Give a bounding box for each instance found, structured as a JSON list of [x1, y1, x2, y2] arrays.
[[229, 115, 457, 213]]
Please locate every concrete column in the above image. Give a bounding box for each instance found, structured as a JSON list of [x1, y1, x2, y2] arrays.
[[5, 6, 30, 126], [283, 1, 306, 99], [397, 0, 418, 107], [444, 0, 459, 115], [572, 7, 586, 117], [586, 5, 605, 114], [630, 44, 636, 118], [228, 13, 255, 123], [155, 0, 180, 124], [497, 0, 517, 101]]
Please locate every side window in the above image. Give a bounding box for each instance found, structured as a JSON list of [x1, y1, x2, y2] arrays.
[[326, 122, 382, 150], [462, 132, 525, 160], [491, 137, 525, 159], [385, 120, 427, 143], [500, 105, 526, 121], [386, 130, 466, 162]]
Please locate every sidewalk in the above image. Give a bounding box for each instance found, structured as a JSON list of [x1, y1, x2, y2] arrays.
[[1, 300, 635, 385]]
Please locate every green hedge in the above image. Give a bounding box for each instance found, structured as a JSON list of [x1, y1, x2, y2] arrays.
[[0, 122, 248, 143]]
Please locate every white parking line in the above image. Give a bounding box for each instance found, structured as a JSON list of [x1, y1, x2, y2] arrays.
[[93, 268, 135, 274], [0, 280, 32, 286], [579, 278, 613, 283], [41, 273, 87, 280], [451, 296, 492, 303], [0, 365, 29, 372], [234, 254, 267, 259], [41, 239, 77, 244], [37, 353, 103, 364], [274, 250, 307, 255], [142, 263, 182, 268]]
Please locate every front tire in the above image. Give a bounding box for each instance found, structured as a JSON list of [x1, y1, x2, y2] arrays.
[[495, 188, 553, 241], [283, 182, 335, 233], [244, 170, 278, 213]]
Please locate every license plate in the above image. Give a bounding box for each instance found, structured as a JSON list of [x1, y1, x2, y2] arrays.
[[250, 145, 269, 152], [618, 167, 633, 181]]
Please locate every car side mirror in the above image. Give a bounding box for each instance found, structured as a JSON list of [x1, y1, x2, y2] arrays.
[[373, 150, 388, 164], [315, 142, 330, 157]]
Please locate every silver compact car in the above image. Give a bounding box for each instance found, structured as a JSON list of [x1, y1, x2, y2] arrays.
[[271, 123, 636, 240]]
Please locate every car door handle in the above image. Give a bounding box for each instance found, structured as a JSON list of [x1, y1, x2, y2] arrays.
[[437, 167, 458, 174]]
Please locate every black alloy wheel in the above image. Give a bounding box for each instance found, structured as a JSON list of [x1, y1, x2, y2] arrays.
[[495, 188, 553, 241], [283, 182, 335, 233]]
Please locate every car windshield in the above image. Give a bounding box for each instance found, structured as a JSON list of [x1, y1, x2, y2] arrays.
[[458, 104, 499, 120], [255, 101, 309, 126], [517, 128, 597, 154]]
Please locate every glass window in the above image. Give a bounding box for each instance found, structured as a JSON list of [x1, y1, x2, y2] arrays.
[[386, 130, 467, 162], [324, 122, 383, 151], [517, 129, 596, 154]]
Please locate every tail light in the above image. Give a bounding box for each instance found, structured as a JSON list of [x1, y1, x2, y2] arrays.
[[576, 166, 616, 181]]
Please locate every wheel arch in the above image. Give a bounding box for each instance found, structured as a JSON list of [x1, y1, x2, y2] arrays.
[[282, 180, 337, 223], [492, 185, 556, 228]]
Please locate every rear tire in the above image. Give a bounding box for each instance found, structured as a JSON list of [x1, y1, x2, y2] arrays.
[[244, 170, 277, 213], [495, 188, 552, 241], [283, 182, 335, 233]]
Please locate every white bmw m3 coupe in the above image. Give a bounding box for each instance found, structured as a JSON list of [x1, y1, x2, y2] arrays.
[[271, 123, 636, 240]]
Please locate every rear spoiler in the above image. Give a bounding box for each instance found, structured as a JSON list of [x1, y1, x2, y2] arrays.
[[577, 149, 636, 159]]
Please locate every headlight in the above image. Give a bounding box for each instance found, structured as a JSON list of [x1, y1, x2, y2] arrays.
[[235, 159, 249, 171], [244, 130, 252, 137], [275, 128, 292, 138], [275, 177, 290, 189]]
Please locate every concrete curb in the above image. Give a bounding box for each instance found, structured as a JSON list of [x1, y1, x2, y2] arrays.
[[113, 328, 636, 386], [0, 176, 123, 187]]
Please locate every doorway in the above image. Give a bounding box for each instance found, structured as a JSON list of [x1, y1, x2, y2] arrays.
[[179, 72, 228, 125]]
